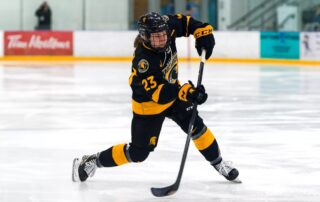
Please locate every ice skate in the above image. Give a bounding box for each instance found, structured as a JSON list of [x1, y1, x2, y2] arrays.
[[72, 154, 98, 182], [213, 160, 241, 183]]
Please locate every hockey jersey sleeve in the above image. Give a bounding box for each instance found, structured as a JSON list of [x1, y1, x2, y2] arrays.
[[167, 14, 212, 38], [131, 55, 179, 104]]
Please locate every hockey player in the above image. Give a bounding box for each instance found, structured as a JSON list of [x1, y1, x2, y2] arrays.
[[72, 12, 239, 183]]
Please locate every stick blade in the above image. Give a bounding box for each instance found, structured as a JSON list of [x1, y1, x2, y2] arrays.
[[151, 184, 178, 197], [72, 158, 80, 182], [231, 177, 242, 183]]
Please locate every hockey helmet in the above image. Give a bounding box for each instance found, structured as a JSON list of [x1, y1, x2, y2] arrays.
[[138, 12, 170, 52]]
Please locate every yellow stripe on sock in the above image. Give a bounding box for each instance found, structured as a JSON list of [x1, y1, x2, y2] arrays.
[[112, 144, 129, 166], [193, 129, 215, 151]]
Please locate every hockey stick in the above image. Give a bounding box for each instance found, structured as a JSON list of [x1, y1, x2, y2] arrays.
[[151, 49, 206, 197]]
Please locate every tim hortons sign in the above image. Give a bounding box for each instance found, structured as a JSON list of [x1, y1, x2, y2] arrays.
[[4, 31, 73, 56]]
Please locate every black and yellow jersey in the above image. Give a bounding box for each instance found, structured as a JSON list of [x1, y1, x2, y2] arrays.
[[129, 14, 209, 116]]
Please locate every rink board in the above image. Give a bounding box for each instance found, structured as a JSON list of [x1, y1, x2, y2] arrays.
[[1, 31, 320, 63]]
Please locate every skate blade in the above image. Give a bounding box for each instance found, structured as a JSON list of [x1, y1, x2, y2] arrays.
[[72, 158, 80, 182], [231, 177, 242, 183]]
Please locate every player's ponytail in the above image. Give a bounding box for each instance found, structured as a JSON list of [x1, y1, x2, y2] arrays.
[[134, 35, 142, 48]]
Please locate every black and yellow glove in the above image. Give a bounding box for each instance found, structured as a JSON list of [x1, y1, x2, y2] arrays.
[[194, 24, 215, 60], [178, 81, 208, 105]]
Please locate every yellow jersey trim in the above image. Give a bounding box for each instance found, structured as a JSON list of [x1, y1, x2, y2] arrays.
[[132, 99, 175, 115], [129, 68, 137, 85], [151, 84, 164, 103], [170, 29, 176, 37], [142, 42, 153, 51]]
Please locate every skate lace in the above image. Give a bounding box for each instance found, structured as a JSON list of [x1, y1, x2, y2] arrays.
[[216, 161, 233, 177], [83, 156, 97, 177]]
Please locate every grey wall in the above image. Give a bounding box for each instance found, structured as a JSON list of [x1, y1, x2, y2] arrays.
[[85, 0, 129, 30], [218, 0, 266, 30], [0, 0, 21, 30], [0, 0, 129, 30]]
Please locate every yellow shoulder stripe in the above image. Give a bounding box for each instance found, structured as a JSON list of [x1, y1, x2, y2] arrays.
[[185, 16, 191, 37], [176, 13, 183, 19]]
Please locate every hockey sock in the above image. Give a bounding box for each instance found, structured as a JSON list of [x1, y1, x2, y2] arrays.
[[98, 143, 130, 167], [192, 128, 222, 164]]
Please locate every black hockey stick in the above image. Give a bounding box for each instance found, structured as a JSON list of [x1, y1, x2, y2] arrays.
[[151, 49, 206, 197]]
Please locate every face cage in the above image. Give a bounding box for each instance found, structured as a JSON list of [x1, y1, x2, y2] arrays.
[[143, 29, 171, 52]]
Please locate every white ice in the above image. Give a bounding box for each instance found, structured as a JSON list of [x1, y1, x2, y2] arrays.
[[0, 61, 320, 202]]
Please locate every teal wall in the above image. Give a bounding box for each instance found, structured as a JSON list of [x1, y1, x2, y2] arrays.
[[261, 32, 300, 59]]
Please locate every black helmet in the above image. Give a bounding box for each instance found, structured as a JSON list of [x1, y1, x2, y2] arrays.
[[138, 12, 170, 52]]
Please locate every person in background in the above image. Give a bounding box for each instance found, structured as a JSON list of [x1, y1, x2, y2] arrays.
[[35, 1, 52, 30]]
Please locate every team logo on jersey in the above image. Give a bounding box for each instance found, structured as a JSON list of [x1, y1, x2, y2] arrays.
[[138, 59, 149, 73], [149, 136, 157, 146]]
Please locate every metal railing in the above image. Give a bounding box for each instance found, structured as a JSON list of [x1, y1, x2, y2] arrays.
[[228, 0, 290, 31]]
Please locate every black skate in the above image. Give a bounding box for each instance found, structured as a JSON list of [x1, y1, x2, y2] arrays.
[[213, 160, 241, 183], [72, 154, 98, 182]]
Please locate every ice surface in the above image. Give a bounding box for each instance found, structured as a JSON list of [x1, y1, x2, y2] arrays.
[[0, 61, 320, 202]]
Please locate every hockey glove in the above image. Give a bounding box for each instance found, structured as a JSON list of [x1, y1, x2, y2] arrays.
[[178, 81, 208, 105], [194, 24, 215, 60]]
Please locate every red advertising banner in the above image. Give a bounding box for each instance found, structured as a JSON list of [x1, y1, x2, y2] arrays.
[[4, 31, 73, 56]]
